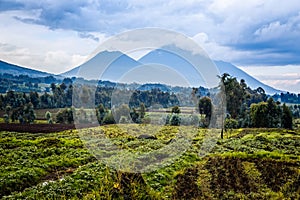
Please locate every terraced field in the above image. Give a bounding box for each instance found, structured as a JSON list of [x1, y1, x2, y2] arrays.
[[1, 126, 299, 199]]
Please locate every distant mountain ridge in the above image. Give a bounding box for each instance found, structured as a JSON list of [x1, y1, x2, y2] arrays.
[[60, 49, 283, 94], [138, 48, 282, 94], [60, 50, 142, 81], [0, 49, 283, 95], [0, 60, 57, 78], [214, 61, 281, 94]]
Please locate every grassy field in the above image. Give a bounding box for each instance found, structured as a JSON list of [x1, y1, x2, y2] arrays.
[[1, 126, 300, 199]]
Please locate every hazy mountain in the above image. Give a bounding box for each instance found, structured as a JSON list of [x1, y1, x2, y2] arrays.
[[0, 50, 283, 95], [61, 48, 282, 94], [138, 47, 218, 88], [60, 50, 142, 81], [138, 47, 282, 94], [214, 61, 282, 94], [0, 60, 56, 78], [137, 83, 171, 92]]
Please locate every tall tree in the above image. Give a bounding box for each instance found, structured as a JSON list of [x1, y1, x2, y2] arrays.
[[198, 96, 212, 120], [220, 73, 245, 119], [139, 103, 146, 120], [282, 103, 293, 129], [250, 98, 283, 128]]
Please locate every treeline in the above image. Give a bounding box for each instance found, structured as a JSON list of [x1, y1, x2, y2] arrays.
[[94, 103, 194, 126], [0, 73, 59, 93], [218, 73, 293, 129], [0, 83, 182, 111], [273, 92, 300, 104], [3, 102, 36, 124], [0, 73, 296, 129], [0, 84, 73, 110]]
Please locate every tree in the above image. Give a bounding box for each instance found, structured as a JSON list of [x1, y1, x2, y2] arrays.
[[282, 103, 293, 129], [220, 73, 245, 119], [113, 104, 130, 123], [250, 102, 268, 127], [171, 105, 181, 114], [102, 111, 115, 124], [56, 108, 74, 124], [165, 114, 171, 125], [30, 91, 39, 108], [96, 104, 106, 124], [170, 114, 181, 126], [23, 102, 36, 124], [60, 82, 67, 91], [198, 97, 212, 120], [130, 108, 140, 123], [3, 114, 9, 124], [250, 99, 282, 128], [266, 98, 281, 128], [45, 111, 53, 124], [5, 105, 11, 116], [225, 117, 238, 136], [139, 103, 146, 120]]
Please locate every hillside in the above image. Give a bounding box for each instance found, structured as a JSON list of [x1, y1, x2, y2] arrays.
[[139, 48, 282, 94], [0, 52, 283, 95], [60, 50, 142, 81], [0, 60, 57, 78], [1, 127, 299, 199], [214, 61, 282, 94]]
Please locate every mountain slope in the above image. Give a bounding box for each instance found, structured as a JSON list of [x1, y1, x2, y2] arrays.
[[61, 49, 282, 94], [214, 61, 282, 94], [60, 50, 142, 81], [0, 60, 55, 78], [138, 48, 282, 94]]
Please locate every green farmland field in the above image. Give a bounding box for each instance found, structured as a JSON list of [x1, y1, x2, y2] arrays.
[[1, 125, 300, 199]]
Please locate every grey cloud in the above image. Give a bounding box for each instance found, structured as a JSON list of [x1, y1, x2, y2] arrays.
[[3, 0, 300, 66], [78, 32, 99, 42]]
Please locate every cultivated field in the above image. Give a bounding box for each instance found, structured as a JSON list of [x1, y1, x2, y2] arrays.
[[1, 125, 300, 199]]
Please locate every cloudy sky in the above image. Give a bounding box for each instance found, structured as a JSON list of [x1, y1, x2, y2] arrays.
[[0, 0, 300, 92]]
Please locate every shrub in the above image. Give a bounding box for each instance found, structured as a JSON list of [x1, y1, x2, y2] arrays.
[[170, 114, 181, 126], [142, 115, 151, 124], [102, 111, 115, 124], [119, 116, 129, 124], [225, 118, 238, 130], [45, 111, 53, 124], [56, 108, 74, 124], [3, 113, 9, 124]]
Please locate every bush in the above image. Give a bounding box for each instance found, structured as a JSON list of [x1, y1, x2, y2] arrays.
[[180, 115, 200, 126], [165, 114, 171, 125], [45, 111, 53, 124], [190, 114, 200, 126], [170, 114, 181, 126], [102, 111, 115, 125], [225, 118, 238, 130], [3, 114, 9, 124], [56, 108, 74, 124], [172, 106, 181, 114], [142, 115, 151, 124], [119, 116, 129, 124], [199, 116, 209, 128]]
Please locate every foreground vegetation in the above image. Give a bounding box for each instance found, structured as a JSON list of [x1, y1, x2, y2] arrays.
[[1, 125, 299, 199]]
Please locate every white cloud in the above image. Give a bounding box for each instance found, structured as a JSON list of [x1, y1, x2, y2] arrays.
[[1, 0, 300, 80], [44, 51, 87, 73], [0, 10, 105, 74], [254, 13, 300, 42], [240, 65, 300, 93]]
